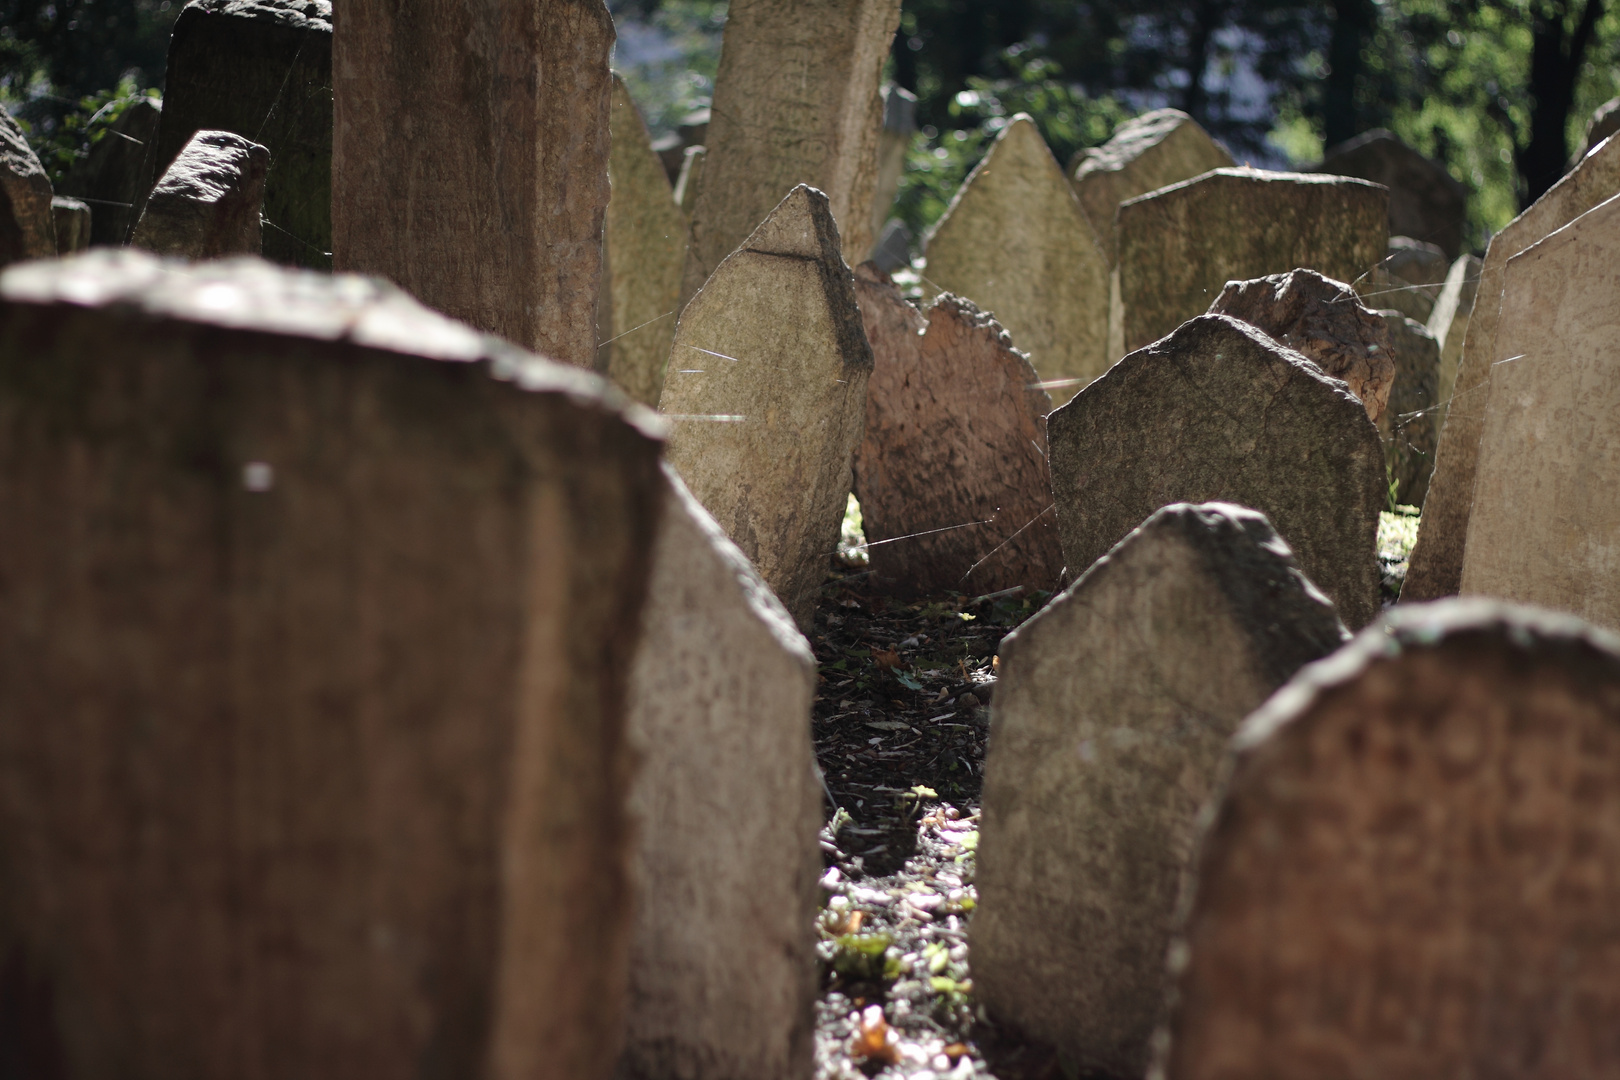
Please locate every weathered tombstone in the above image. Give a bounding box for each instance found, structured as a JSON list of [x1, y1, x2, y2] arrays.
[[1363, 235, 1448, 323], [977, 502, 1348, 1079], [0, 250, 664, 1080], [52, 195, 91, 253], [1118, 168, 1387, 354], [1462, 192, 1620, 628], [679, 0, 901, 306], [1318, 128, 1468, 258], [1426, 252, 1481, 422], [869, 84, 917, 248], [922, 115, 1110, 405], [1048, 314, 1384, 628], [620, 465, 819, 1080], [659, 184, 872, 628], [333, 0, 613, 367], [59, 97, 162, 247], [674, 145, 706, 215], [868, 218, 912, 274], [1154, 599, 1620, 1080], [851, 263, 1064, 595], [154, 0, 332, 269], [1403, 134, 1620, 601], [131, 130, 269, 259], [600, 74, 685, 407], [0, 104, 56, 265], [1377, 310, 1440, 508], [1572, 99, 1620, 167]]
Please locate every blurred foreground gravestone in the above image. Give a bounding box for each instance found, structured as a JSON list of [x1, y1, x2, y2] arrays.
[[52, 196, 91, 253], [131, 130, 269, 258], [1155, 600, 1620, 1080], [0, 250, 663, 1080], [0, 104, 56, 265], [60, 97, 162, 247], [1377, 310, 1440, 508], [977, 502, 1346, 1079], [1319, 129, 1468, 258]]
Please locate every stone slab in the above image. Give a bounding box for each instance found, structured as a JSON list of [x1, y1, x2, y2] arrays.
[[851, 263, 1063, 595], [0, 103, 56, 265], [1377, 311, 1440, 508], [1426, 252, 1481, 427], [658, 184, 872, 628], [131, 130, 269, 259], [1118, 168, 1388, 355], [1318, 129, 1468, 258], [333, 0, 613, 367], [52, 195, 91, 253], [1155, 600, 1620, 1080], [869, 84, 917, 247], [1048, 314, 1384, 628], [0, 249, 665, 1080], [60, 97, 162, 247], [977, 502, 1347, 1078]]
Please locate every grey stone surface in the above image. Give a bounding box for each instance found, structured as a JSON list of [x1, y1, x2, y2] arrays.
[[977, 501, 1347, 1078], [0, 102, 56, 265], [1426, 252, 1481, 428], [1318, 128, 1468, 258], [1363, 236, 1449, 323], [131, 130, 269, 259], [52, 195, 91, 253], [1048, 314, 1384, 628], [869, 84, 917, 248], [1377, 310, 1440, 508], [60, 97, 162, 247]]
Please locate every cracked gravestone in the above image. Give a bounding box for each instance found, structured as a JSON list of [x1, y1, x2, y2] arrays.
[[334, 0, 612, 367], [976, 501, 1347, 1079], [0, 249, 664, 1080], [1377, 311, 1440, 509], [620, 465, 820, 1080], [1318, 129, 1468, 258], [131, 130, 269, 258], [658, 184, 872, 629], [1048, 314, 1384, 629], [60, 96, 162, 247], [1118, 168, 1387, 355], [921, 115, 1110, 405], [0, 103, 56, 265], [851, 262, 1063, 595], [1155, 600, 1620, 1080]]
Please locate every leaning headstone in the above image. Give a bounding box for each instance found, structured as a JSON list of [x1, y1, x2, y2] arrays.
[[0, 250, 664, 1080], [52, 195, 91, 253], [1426, 252, 1481, 422], [1462, 192, 1620, 627], [131, 130, 269, 258], [852, 263, 1064, 595], [1377, 311, 1440, 508], [1207, 268, 1394, 423], [155, 0, 332, 269], [600, 74, 685, 407], [1154, 600, 1620, 1080], [922, 115, 1110, 404], [978, 502, 1348, 1079], [333, 0, 613, 367], [620, 465, 819, 1080], [59, 96, 162, 247], [869, 84, 917, 247], [1048, 314, 1384, 628], [1319, 128, 1468, 258], [0, 104, 56, 265], [1118, 168, 1387, 354], [680, 0, 901, 306], [1403, 134, 1620, 601], [659, 184, 872, 628]]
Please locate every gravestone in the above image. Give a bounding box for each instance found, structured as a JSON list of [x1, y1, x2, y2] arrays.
[[0, 250, 664, 1080], [60, 97, 162, 247], [1154, 600, 1620, 1080], [679, 0, 901, 306], [1378, 311, 1440, 508], [0, 104, 56, 265], [1363, 235, 1448, 323], [674, 145, 705, 215], [620, 465, 819, 1080], [1207, 268, 1394, 423], [131, 130, 269, 258], [52, 196, 91, 253], [977, 502, 1347, 1078], [658, 184, 872, 628], [870, 84, 917, 247], [851, 263, 1064, 595], [600, 74, 685, 407], [1462, 192, 1620, 629], [922, 115, 1110, 404], [1572, 97, 1620, 166], [1118, 168, 1387, 354], [1427, 253, 1481, 424], [155, 0, 332, 269], [1319, 128, 1468, 258], [333, 0, 613, 367], [1404, 134, 1620, 601], [1048, 314, 1383, 628]]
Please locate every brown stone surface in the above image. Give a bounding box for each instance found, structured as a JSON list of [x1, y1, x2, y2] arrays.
[[851, 263, 1063, 595], [153, 0, 332, 268], [1403, 135, 1620, 601], [0, 250, 665, 1080], [977, 502, 1346, 1078], [1318, 128, 1469, 258], [1048, 314, 1384, 628], [1377, 310, 1440, 508], [679, 0, 900, 307], [1461, 193, 1620, 628], [1118, 167, 1388, 355], [52, 195, 91, 253], [620, 465, 819, 1080], [131, 129, 269, 258], [658, 184, 872, 628], [0, 102, 56, 265], [600, 74, 685, 407], [1155, 600, 1620, 1080], [333, 0, 613, 367], [922, 115, 1111, 404], [60, 97, 162, 247], [1426, 252, 1481, 426], [1207, 268, 1395, 423]]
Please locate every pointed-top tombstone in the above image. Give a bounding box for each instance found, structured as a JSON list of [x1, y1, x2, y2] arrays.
[[131, 129, 269, 259], [922, 115, 1110, 405], [659, 184, 873, 627], [977, 502, 1347, 1078], [0, 103, 56, 265]]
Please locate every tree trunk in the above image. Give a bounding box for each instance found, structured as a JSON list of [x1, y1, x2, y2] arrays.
[[1517, 0, 1604, 206], [1323, 0, 1377, 148], [1182, 0, 1225, 124]]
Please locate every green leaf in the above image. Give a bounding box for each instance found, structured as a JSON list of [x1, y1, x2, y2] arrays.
[[894, 672, 923, 691]]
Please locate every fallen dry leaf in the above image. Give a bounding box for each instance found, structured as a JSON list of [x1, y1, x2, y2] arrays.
[[849, 1004, 900, 1066], [872, 648, 902, 671]]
